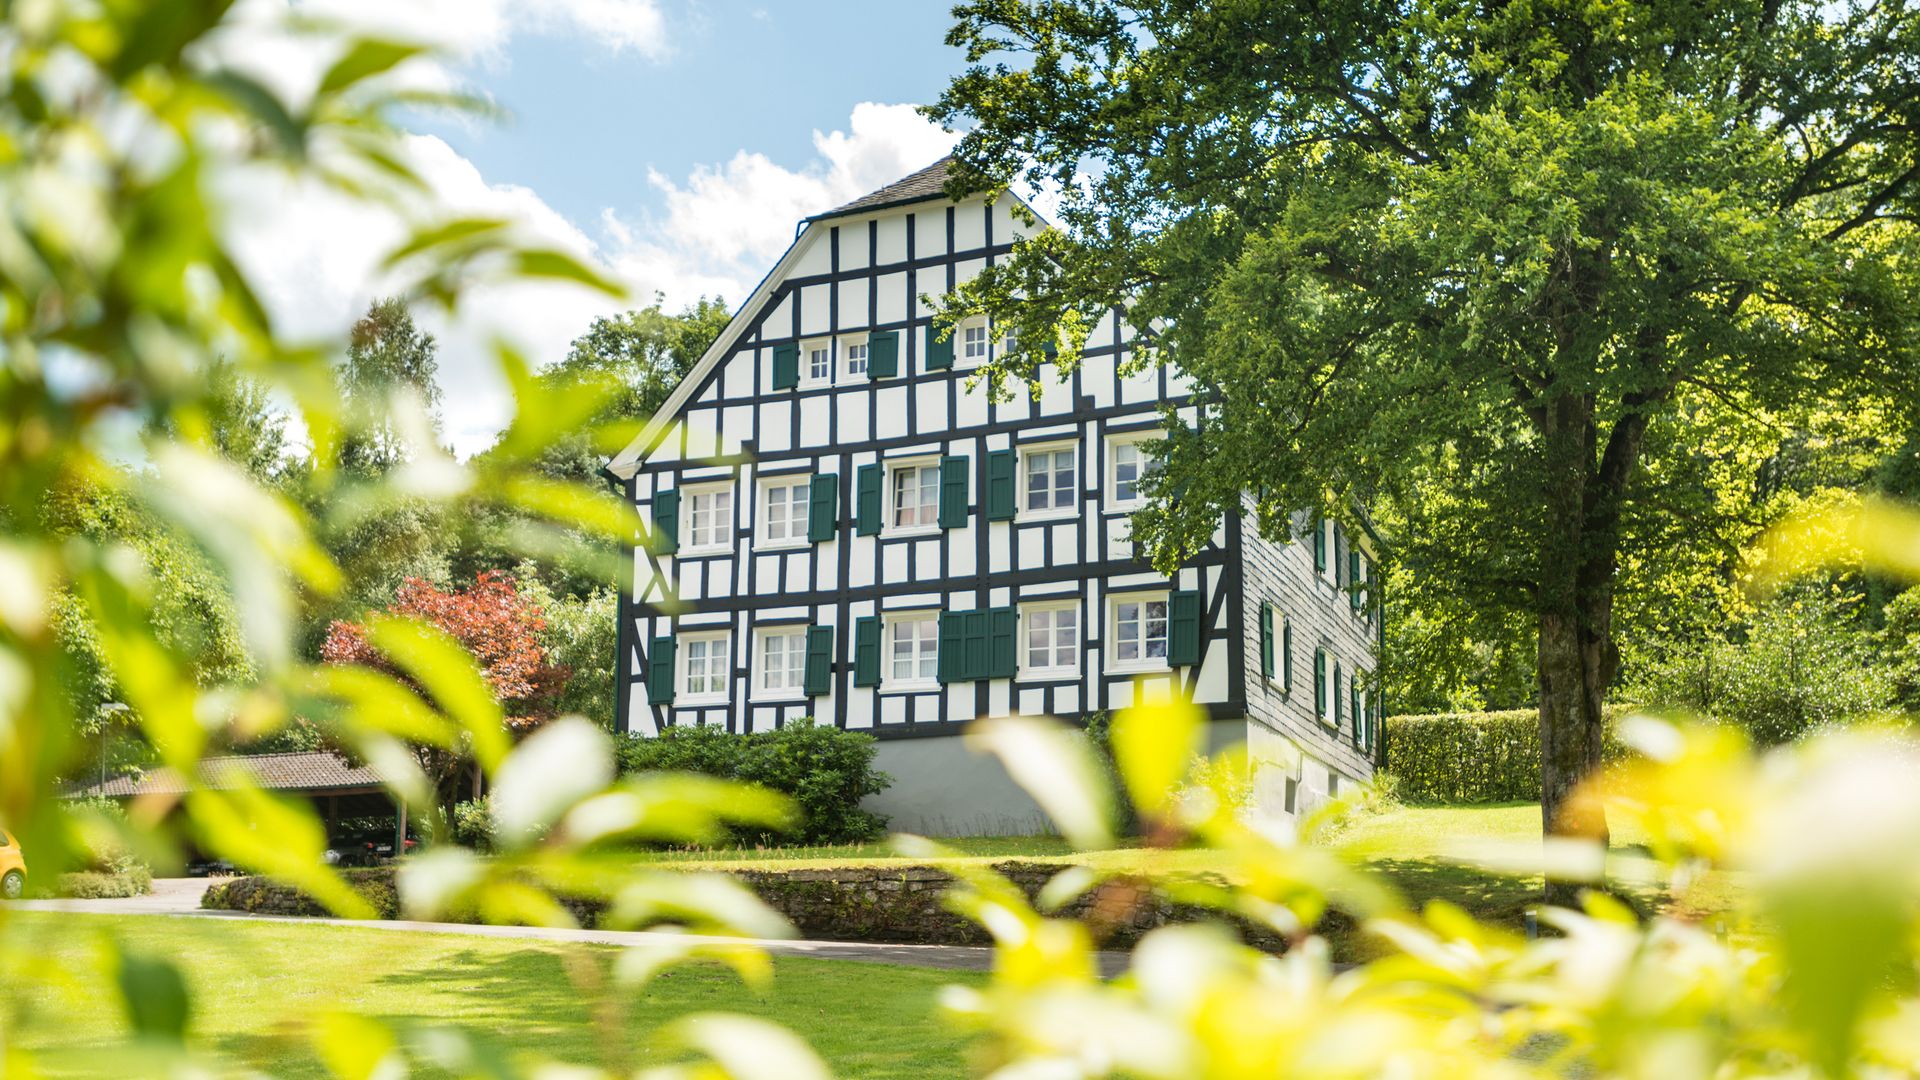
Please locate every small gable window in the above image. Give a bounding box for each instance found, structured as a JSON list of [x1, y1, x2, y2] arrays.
[[960, 321, 990, 366], [803, 340, 831, 384], [843, 337, 869, 378]]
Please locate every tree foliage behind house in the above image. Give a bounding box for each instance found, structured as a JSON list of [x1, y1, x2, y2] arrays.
[[929, 0, 1920, 865]]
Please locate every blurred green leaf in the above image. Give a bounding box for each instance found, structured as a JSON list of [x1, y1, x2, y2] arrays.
[[362, 614, 509, 771], [966, 715, 1115, 850], [113, 949, 190, 1044], [317, 39, 424, 96]]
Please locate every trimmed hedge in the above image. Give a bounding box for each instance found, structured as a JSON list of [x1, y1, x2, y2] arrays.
[[55, 868, 153, 899], [201, 868, 400, 919], [1381, 706, 1636, 804], [616, 719, 891, 844]]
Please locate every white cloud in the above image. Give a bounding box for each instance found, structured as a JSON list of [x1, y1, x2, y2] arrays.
[[223, 102, 960, 457]]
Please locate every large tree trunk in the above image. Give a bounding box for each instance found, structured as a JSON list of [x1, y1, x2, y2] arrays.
[[1538, 607, 1614, 906]]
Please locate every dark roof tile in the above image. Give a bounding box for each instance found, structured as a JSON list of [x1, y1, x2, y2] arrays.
[[814, 154, 957, 220], [65, 751, 386, 799]]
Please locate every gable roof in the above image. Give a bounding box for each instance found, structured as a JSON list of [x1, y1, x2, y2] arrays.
[[807, 155, 956, 222], [64, 750, 386, 799], [607, 156, 1031, 481]]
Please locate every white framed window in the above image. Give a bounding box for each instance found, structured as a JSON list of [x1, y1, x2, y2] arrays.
[[678, 631, 730, 703], [1109, 433, 1160, 507], [885, 615, 939, 688], [1022, 602, 1079, 678], [1108, 594, 1170, 672], [842, 335, 869, 378], [1021, 444, 1076, 516], [801, 339, 832, 385], [756, 628, 808, 697], [999, 325, 1018, 356], [888, 460, 940, 532], [681, 484, 734, 552], [759, 476, 811, 547], [959, 319, 990, 367]]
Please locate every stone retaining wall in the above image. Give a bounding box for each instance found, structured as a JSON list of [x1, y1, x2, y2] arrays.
[[202, 861, 1301, 950]]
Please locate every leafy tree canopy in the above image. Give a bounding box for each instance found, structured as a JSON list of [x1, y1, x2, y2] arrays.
[[930, 0, 1920, 859]]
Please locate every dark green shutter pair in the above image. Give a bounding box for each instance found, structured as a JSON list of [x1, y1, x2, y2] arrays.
[[984, 450, 1016, 520], [771, 343, 800, 390], [1311, 518, 1326, 573], [926, 329, 954, 371], [807, 475, 839, 542], [647, 636, 676, 704], [1281, 621, 1293, 690], [1259, 602, 1276, 678], [854, 458, 969, 533], [1167, 589, 1203, 666], [651, 491, 680, 555], [937, 608, 1017, 683]]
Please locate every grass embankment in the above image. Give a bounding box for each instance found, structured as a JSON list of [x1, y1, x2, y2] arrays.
[[3, 913, 978, 1080], [642, 804, 1743, 942]]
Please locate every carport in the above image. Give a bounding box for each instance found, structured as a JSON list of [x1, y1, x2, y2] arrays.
[[65, 750, 411, 851]]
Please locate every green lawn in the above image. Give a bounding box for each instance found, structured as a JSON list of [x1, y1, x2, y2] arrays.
[[3, 913, 980, 1079]]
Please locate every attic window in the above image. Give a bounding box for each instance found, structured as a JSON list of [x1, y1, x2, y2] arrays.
[[843, 336, 869, 378]]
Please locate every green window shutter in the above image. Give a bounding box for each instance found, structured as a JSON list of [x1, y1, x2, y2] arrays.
[[868, 331, 898, 378], [985, 450, 1016, 520], [853, 617, 881, 687], [807, 474, 839, 543], [1351, 683, 1363, 748], [926, 330, 953, 371], [652, 490, 679, 555], [1334, 661, 1345, 727], [1167, 589, 1202, 666], [771, 343, 799, 390], [1259, 602, 1275, 678], [938, 455, 969, 529], [937, 612, 966, 684], [1282, 620, 1293, 690], [1349, 550, 1362, 611], [1312, 518, 1325, 573], [804, 626, 834, 696], [855, 464, 882, 535], [1314, 649, 1326, 719], [646, 636, 676, 705], [988, 607, 1017, 678]]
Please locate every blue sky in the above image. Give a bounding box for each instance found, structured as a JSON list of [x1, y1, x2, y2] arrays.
[[428, 2, 967, 231], [241, 0, 978, 452]]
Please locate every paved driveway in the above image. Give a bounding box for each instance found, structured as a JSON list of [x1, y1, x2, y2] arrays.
[[15, 878, 1129, 975]]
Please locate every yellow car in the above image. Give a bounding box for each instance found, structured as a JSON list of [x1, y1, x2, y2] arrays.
[[0, 828, 25, 899]]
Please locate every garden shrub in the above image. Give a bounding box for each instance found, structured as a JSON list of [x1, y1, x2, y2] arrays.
[[617, 719, 891, 843], [55, 869, 151, 899], [1382, 706, 1636, 804], [451, 798, 494, 852]]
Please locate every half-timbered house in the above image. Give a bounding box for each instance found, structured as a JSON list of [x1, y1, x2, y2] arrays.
[[604, 157, 1382, 834]]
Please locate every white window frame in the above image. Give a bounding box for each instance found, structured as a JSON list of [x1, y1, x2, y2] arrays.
[[882, 613, 940, 691], [1019, 441, 1078, 519], [1106, 592, 1171, 674], [841, 333, 870, 379], [678, 630, 731, 704], [1107, 431, 1159, 508], [998, 324, 1019, 357], [680, 482, 735, 554], [1020, 600, 1080, 679], [757, 475, 812, 549], [885, 456, 942, 536], [800, 338, 833, 387], [957, 317, 990, 368], [753, 627, 809, 700]]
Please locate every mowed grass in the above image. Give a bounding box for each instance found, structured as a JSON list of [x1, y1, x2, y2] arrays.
[[3, 913, 981, 1080]]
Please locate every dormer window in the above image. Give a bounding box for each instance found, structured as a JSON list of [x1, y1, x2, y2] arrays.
[[803, 339, 832, 384]]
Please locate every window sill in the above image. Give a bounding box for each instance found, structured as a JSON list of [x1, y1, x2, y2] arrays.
[[881, 525, 942, 539], [878, 681, 941, 694], [1106, 661, 1172, 676], [750, 691, 807, 704], [1017, 507, 1078, 523], [679, 545, 734, 557], [1018, 669, 1079, 683], [754, 538, 811, 552], [677, 695, 729, 707]]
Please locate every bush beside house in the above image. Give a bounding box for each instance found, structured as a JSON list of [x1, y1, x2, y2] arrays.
[[616, 720, 891, 844]]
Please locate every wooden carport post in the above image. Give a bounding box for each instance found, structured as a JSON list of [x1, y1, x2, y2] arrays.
[[393, 796, 407, 855]]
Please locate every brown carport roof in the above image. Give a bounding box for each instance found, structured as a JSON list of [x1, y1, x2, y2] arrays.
[[65, 750, 386, 799]]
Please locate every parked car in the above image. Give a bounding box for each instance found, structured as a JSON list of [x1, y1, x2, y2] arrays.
[[1, 829, 25, 899]]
